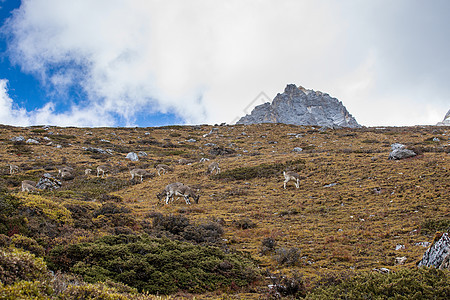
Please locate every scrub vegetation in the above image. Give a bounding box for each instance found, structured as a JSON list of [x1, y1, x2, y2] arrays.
[[0, 123, 448, 299]]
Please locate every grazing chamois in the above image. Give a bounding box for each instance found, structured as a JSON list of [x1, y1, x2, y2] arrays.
[[21, 180, 37, 193], [157, 182, 199, 205], [178, 158, 194, 165], [130, 168, 150, 182], [283, 171, 300, 189], [10, 164, 19, 174], [207, 161, 220, 175], [97, 165, 109, 178], [155, 164, 172, 176], [58, 166, 74, 176]]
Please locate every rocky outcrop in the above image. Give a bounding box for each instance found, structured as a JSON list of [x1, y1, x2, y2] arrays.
[[237, 84, 360, 128], [436, 109, 450, 126], [418, 232, 450, 270], [36, 173, 61, 190], [388, 143, 416, 160]]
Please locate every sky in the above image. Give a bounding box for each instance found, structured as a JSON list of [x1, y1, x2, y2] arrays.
[[0, 0, 449, 127]]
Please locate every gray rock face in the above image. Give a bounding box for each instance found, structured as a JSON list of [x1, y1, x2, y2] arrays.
[[237, 84, 360, 128], [418, 232, 450, 270], [36, 173, 61, 190], [436, 109, 450, 126]]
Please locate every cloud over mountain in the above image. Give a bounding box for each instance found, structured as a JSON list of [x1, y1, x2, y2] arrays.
[[2, 0, 450, 126]]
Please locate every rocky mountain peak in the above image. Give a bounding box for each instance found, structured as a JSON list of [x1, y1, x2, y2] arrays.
[[436, 109, 450, 126], [237, 84, 360, 128]]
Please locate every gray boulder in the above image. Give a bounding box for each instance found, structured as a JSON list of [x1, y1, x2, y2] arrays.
[[391, 143, 406, 151], [26, 138, 39, 144], [418, 233, 450, 270], [237, 84, 360, 128], [388, 148, 416, 160], [293, 147, 303, 153], [126, 152, 139, 161], [36, 173, 61, 190], [85, 147, 109, 154]]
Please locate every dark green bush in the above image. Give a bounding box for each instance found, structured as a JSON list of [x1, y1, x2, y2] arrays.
[[233, 217, 257, 230], [48, 234, 261, 294], [214, 159, 305, 181], [306, 267, 450, 299], [0, 190, 27, 236], [275, 247, 301, 266], [261, 237, 277, 255], [420, 218, 450, 235], [149, 213, 224, 245]]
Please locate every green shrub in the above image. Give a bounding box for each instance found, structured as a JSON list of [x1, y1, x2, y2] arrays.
[[306, 267, 450, 299], [0, 190, 27, 236], [11, 235, 45, 257], [213, 159, 305, 181], [420, 218, 450, 235], [0, 248, 49, 285], [48, 234, 261, 294], [0, 280, 53, 299], [148, 213, 224, 245], [275, 247, 301, 266]]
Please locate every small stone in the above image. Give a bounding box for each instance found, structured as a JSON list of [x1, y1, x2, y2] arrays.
[[126, 152, 139, 161]]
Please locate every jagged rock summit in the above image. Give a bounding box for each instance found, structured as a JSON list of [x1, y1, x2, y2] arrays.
[[237, 84, 360, 128], [436, 109, 450, 126]]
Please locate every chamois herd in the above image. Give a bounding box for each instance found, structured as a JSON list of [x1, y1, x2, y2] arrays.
[[8, 158, 302, 204]]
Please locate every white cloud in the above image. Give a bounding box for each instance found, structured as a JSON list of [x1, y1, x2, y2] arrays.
[[2, 0, 450, 126], [0, 79, 115, 127]]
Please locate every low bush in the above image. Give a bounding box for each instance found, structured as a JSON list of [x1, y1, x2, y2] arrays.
[[48, 234, 261, 295], [233, 217, 257, 230], [149, 213, 224, 245], [0, 248, 49, 285], [420, 218, 450, 235], [260, 237, 277, 255], [275, 247, 301, 266], [306, 267, 450, 299]]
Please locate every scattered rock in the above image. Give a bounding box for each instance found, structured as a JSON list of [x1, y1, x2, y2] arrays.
[[36, 173, 61, 190], [323, 183, 338, 188], [138, 151, 148, 157], [293, 147, 303, 153], [417, 232, 450, 270], [85, 147, 109, 154], [373, 268, 390, 274], [204, 143, 217, 147], [391, 143, 406, 151], [395, 257, 407, 265], [26, 138, 39, 144], [126, 152, 139, 161], [10, 136, 25, 142], [395, 244, 405, 251], [432, 137, 440, 142], [209, 147, 236, 156], [186, 138, 196, 143]]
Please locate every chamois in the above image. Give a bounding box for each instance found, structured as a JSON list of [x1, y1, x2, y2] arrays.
[[157, 182, 199, 204], [155, 164, 172, 176], [21, 180, 37, 193], [283, 171, 300, 189], [97, 165, 109, 178], [130, 168, 150, 182], [207, 161, 220, 175]]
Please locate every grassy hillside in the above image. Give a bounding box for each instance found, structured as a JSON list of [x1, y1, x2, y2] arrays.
[[0, 123, 448, 299]]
